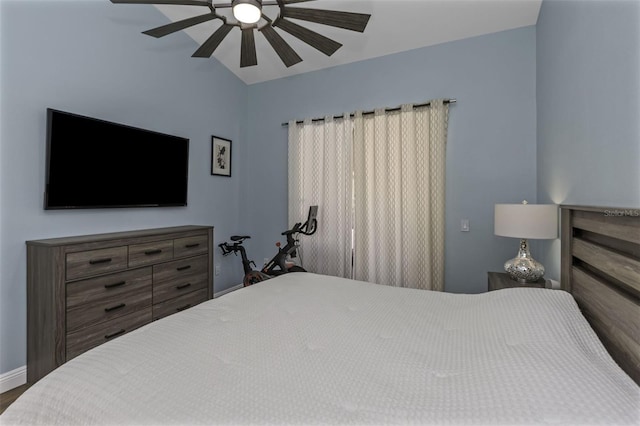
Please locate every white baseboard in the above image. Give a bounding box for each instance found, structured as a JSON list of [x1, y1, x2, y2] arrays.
[[0, 366, 26, 393], [214, 283, 243, 298]]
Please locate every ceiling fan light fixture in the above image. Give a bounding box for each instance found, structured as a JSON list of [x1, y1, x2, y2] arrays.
[[232, 0, 262, 24]]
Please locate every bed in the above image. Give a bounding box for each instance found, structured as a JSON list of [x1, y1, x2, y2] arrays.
[[2, 205, 639, 425]]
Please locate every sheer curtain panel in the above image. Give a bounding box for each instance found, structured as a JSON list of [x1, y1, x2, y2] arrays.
[[353, 101, 449, 290], [288, 116, 353, 278]]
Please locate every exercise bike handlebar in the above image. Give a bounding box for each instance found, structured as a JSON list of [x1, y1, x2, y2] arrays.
[[282, 223, 301, 236], [281, 218, 317, 237], [218, 242, 234, 256]]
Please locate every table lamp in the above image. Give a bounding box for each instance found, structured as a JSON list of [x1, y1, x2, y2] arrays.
[[494, 201, 558, 282]]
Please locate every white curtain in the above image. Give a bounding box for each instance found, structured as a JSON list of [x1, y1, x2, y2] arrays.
[[288, 116, 353, 278], [353, 101, 449, 290], [288, 100, 449, 291]]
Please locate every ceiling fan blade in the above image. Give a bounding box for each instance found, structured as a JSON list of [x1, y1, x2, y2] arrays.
[[143, 12, 218, 38], [259, 25, 302, 67], [240, 28, 258, 67], [274, 18, 341, 56], [112, 0, 210, 5], [282, 7, 370, 33], [282, 0, 317, 4], [192, 23, 234, 57]]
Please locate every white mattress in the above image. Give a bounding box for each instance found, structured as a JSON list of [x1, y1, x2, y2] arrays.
[[2, 273, 639, 425]]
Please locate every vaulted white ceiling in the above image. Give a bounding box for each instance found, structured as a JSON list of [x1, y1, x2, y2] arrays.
[[152, 0, 542, 85]]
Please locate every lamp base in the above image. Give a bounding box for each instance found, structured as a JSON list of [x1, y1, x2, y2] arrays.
[[504, 239, 545, 283]]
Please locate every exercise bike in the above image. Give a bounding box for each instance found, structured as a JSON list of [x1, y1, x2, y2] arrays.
[[219, 206, 318, 287], [263, 205, 318, 276]]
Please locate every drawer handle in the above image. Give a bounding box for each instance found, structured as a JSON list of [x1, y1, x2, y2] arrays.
[[89, 257, 112, 265], [176, 283, 191, 290], [104, 281, 126, 289], [185, 243, 200, 248], [176, 265, 191, 271], [144, 249, 162, 255], [176, 304, 192, 312], [105, 303, 126, 312], [104, 329, 126, 340]]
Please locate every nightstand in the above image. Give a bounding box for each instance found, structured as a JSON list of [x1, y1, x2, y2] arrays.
[[487, 272, 546, 291]]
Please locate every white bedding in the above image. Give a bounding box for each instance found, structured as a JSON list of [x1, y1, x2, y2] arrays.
[[2, 272, 639, 425]]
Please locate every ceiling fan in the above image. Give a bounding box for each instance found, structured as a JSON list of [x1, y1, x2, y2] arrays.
[[110, 0, 372, 68]]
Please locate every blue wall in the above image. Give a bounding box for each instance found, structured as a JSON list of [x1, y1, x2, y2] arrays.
[[244, 27, 538, 295], [0, 0, 248, 374], [536, 0, 640, 278]]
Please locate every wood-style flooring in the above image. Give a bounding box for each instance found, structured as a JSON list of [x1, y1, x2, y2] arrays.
[[0, 384, 30, 414]]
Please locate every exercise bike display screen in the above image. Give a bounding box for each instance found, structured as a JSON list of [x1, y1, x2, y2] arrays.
[[307, 205, 318, 231]]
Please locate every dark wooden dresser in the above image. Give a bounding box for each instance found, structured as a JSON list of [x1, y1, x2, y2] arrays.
[[26, 225, 213, 384]]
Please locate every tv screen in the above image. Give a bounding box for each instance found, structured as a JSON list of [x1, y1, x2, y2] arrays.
[[45, 108, 189, 209]]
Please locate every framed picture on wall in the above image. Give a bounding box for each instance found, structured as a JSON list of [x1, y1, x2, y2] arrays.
[[211, 136, 232, 177]]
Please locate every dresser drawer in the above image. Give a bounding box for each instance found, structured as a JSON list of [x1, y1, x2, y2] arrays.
[[174, 235, 209, 258], [152, 255, 208, 304], [66, 246, 128, 281], [152, 287, 208, 321], [129, 239, 174, 268], [66, 308, 151, 360], [67, 268, 152, 332], [67, 267, 152, 308]]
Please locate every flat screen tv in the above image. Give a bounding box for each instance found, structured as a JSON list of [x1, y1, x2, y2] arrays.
[[45, 108, 189, 209]]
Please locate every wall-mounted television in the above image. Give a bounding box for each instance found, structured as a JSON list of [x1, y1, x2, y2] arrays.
[[44, 108, 189, 209]]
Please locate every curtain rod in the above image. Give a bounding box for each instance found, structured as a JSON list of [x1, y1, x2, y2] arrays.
[[281, 99, 456, 127]]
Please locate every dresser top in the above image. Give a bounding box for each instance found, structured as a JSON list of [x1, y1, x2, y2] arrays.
[[26, 225, 213, 247]]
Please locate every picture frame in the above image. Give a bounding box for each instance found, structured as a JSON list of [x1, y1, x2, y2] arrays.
[[211, 136, 232, 177]]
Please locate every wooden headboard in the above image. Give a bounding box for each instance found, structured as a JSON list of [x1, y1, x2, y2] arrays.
[[561, 205, 640, 385]]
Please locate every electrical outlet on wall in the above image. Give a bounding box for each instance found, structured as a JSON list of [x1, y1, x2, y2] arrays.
[[215, 265, 221, 276]]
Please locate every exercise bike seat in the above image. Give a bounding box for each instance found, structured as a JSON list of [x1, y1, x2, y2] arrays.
[[230, 235, 250, 241]]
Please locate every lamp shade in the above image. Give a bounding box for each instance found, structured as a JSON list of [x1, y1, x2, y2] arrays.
[[494, 203, 558, 239]]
